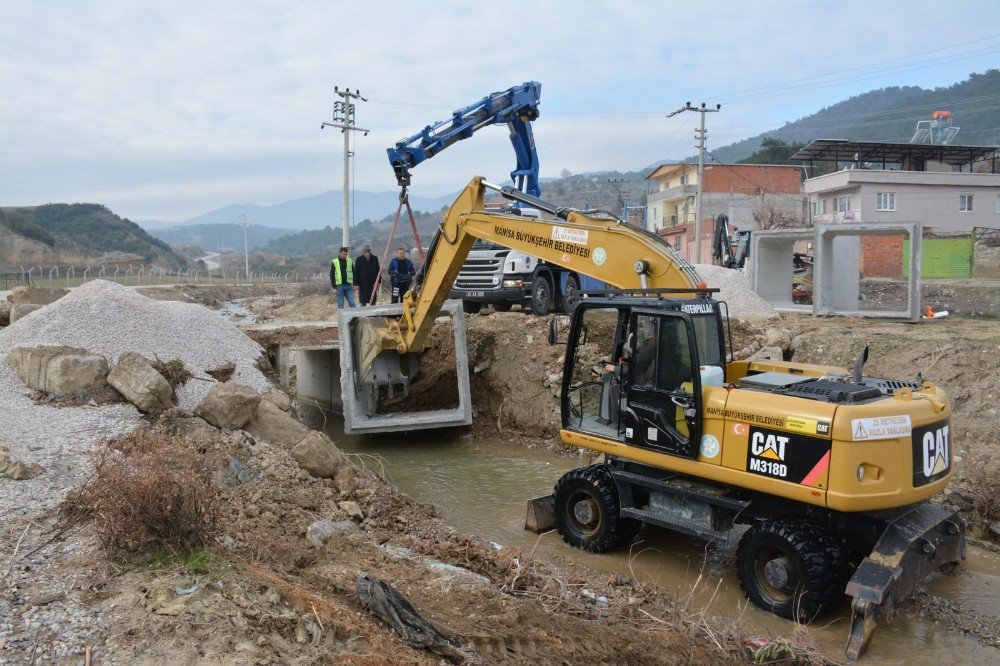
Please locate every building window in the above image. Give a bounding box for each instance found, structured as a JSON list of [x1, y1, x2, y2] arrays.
[[674, 235, 683, 252], [876, 192, 895, 211], [959, 193, 974, 212], [834, 195, 850, 212], [653, 206, 659, 222], [681, 173, 689, 186], [810, 199, 826, 216]]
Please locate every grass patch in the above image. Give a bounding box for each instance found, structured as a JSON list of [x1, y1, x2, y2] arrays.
[[152, 357, 193, 399]]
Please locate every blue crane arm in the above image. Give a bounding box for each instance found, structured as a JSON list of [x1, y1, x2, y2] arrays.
[[386, 81, 541, 195]]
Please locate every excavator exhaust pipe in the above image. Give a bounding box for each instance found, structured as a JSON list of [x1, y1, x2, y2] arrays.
[[338, 300, 472, 434]]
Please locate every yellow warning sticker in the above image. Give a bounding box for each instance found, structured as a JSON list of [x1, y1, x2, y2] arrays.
[[786, 416, 818, 434]]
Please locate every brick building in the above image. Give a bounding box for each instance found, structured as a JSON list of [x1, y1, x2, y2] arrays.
[[645, 163, 805, 262]]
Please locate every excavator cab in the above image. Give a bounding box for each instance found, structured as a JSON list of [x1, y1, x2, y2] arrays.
[[560, 296, 726, 459]]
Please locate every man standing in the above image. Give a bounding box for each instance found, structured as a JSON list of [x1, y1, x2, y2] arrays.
[[330, 246, 358, 308], [355, 245, 380, 305], [387, 247, 415, 304]]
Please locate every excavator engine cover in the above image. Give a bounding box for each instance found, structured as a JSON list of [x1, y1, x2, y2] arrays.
[[338, 300, 472, 434]]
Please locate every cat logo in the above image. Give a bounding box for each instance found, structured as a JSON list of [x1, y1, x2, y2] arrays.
[[751, 431, 787, 461], [921, 424, 950, 478]]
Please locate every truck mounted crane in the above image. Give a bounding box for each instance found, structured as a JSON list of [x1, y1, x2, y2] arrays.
[[342, 176, 965, 661]]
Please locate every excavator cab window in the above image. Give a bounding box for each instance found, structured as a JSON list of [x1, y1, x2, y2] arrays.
[[562, 305, 629, 440], [622, 311, 702, 458]]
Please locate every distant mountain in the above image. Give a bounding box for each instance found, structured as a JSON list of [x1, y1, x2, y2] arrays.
[[150, 222, 293, 251], [134, 219, 176, 231], [0, 204, 188, 268], [686, 69, 1000, 165], [181, 189, 458, 230]]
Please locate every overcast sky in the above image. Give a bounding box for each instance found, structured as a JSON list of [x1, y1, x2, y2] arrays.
[[2, 1, 999, 223]]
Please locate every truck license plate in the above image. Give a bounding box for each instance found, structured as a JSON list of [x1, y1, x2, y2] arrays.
[[466, 291, 485, 297]]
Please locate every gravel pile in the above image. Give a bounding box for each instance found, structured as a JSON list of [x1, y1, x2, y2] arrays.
[[693, 264, 777, 319], [0, 281, 274, 662], [0, 280, 271, 516]]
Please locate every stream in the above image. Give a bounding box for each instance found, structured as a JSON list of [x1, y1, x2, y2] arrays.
[[300, 407, 999, 665]]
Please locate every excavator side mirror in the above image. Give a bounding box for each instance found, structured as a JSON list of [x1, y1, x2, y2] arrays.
[[548, 314, 582, 345]]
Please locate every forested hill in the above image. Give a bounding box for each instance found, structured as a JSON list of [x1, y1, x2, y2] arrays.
[[708, 69, 1000, 164], [0, 204, 188, 268]]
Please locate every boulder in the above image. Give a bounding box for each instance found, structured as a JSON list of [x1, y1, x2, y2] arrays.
[[334, 466, 357, 495], [194, 383, 261, 429], [338, 500, 365, 521], [291, 430, 348, 478], [0, 301, 11, 326], [9, 303, 43, 323], [6, 346, 109, 396], [306, 519, 357, 548], [246, 400, 310, 448], [166, 416, 219, 449], [262, 388, 293, 412], [9, 286, 68, 306], [108, 352, 172, 413]]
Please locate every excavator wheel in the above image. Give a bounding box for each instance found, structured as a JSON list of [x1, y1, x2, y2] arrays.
[[736, 520, 847, 623], [553, 465, 638, 553]]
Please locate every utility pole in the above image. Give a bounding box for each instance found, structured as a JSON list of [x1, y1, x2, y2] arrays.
[[667, 102, 721, 263], [322, 86, 369, 249], [240, 214, 249, 278]]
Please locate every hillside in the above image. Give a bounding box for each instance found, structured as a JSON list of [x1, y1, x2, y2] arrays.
[[0, 204, 188, 269], [150, 222, 292, 251], [705, 69, 1000, 164], [182, 189, 457, 231]]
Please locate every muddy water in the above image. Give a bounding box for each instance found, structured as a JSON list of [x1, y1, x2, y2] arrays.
[[302, 408, 999, 665]]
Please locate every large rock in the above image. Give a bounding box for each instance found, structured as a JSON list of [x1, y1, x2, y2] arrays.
[[9, 286, 68, 305], [166, 416, 219, 449], [246, 400, 310, 448], [6, 346, 109, 396], [262, 388, 293, 412], [194, 383, 261, 429], [108, 352, 172, 413], [291, 430, 348, 478], [9, 303, 43, 323], [0, 301, 11, 326]]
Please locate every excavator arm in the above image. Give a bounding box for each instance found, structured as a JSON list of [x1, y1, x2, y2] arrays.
[[389, 176, 703, 354]]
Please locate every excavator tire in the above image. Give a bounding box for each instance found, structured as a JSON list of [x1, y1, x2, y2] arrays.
[[736, 519, 847, 623], [553, 465, 638, 553]]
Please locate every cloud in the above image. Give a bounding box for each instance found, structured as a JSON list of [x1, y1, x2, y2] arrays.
[[2, 1, 998, 221]]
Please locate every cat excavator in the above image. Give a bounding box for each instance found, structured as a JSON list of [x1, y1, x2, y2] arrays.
[[345, 176, 965, 661]]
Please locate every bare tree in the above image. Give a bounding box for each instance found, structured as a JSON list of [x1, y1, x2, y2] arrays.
[[752, 194, 810, 230], [559, 168, 573, 179]]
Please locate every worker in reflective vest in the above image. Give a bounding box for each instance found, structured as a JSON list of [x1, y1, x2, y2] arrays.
[[330, 246, 358, 308]]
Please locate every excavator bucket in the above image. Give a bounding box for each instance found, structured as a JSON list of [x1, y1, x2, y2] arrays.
[[844, 503, 965, 661], [338, 300, 472, 434]]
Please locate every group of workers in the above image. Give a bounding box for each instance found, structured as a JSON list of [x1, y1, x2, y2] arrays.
[[329, 245, 416, 308]]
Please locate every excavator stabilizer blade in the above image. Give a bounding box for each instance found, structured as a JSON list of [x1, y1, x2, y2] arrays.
[[844, 503, 965, 661], [338, 300, 472, 434]]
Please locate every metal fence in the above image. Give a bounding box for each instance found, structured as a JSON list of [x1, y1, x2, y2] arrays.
[[0, 272, 32, 290], [3, 265, 325, 289]]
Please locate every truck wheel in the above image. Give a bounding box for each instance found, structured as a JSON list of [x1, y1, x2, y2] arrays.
[[553, 465, 638, 553], [560, 275, 581, 312], [462, 301, 483, 314], [530, 276, 552, 316], [736, 520, 846, 622], [493, 303, 512, 312]]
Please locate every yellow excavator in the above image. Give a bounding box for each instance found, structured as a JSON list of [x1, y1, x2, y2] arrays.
[[347, 176, 965, 661]]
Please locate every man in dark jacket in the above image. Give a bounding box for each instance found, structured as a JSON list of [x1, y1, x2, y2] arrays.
[[355, 245, 380, 305], [329, 246, 358, 308], [387, 247, 415, 304]]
